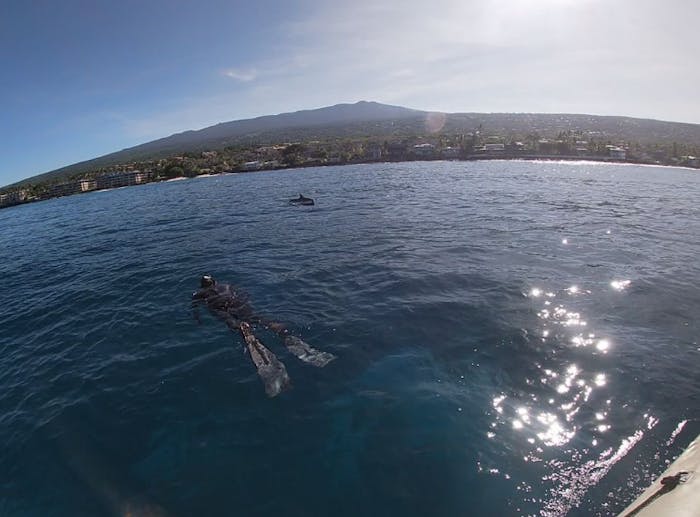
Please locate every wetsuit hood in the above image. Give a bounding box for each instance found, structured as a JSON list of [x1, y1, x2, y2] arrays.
[[201, 275, 216, 288]]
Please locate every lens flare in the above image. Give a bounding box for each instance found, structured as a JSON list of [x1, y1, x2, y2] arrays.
[[425, 112, 447, 133]]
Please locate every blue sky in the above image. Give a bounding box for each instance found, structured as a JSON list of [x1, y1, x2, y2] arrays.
[[2, 0, 699, 186]]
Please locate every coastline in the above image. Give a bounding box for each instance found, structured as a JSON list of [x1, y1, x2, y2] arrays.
[[1, 155, 697, 211]]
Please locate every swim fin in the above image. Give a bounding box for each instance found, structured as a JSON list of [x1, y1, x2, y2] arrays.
[[239, 322, 291, 397], [283, 335, 337, 367]]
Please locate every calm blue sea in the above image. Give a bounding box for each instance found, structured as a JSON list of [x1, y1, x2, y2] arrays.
[[1, 161, 698, 516]]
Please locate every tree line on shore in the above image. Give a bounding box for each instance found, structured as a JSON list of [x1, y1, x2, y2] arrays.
[[2, 131, 698, 209]]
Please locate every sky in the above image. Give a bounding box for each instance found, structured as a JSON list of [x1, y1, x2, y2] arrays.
[[1, 0, 699, 186]]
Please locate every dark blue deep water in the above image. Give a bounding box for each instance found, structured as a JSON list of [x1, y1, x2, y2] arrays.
[[1, 161, 699, 516]]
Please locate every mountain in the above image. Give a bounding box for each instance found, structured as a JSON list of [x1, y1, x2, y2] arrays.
[[7, 101, 700, 189], [121, 100, 424, 154]]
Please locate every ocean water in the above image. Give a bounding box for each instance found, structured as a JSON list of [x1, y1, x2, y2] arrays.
[[1, 160, 698, 517]]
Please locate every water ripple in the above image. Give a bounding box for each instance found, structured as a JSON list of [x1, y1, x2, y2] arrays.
[[1, 161, 699, 516]]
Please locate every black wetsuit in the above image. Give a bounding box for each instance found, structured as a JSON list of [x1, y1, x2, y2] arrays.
[[192, 282, 257, 330], [191, 278, 336, 397]]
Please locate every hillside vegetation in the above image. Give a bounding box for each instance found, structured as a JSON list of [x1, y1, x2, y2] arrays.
[[6, 101, 700, 190]]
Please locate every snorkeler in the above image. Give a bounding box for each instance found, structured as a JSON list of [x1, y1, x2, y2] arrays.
[[192, 274, 335, 397]]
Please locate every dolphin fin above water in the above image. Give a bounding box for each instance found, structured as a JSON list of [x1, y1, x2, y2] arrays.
[[289, 194, 315, 206]]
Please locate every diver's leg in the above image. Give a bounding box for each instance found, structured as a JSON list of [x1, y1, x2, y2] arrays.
[[238, 322, 291, 397], [247, 315, 289, 337], [224, 315, 241, 331]]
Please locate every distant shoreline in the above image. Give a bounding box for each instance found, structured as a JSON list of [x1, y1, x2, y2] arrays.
[[238, 154, 700, 175], [1, 155, 697, 211]]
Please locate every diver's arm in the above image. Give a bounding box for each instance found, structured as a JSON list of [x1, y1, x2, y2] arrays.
[[192, 288, 209, 301], [191, 289, 208, 324]]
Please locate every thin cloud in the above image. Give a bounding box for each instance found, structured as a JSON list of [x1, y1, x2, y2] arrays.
[[222, 68, 258, 82], [97, 0, 700, 147]]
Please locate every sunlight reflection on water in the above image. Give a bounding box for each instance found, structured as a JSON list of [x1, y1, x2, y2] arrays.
[[489, 280, 641, 514]]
